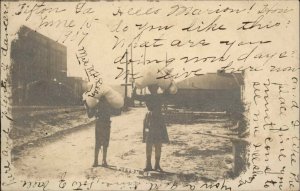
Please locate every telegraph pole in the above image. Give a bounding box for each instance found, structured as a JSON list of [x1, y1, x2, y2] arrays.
[[130, 46, 135, 107], [131, 46, 134, 89], [121, 49, 131, 110], [125, 49, 128, 99]]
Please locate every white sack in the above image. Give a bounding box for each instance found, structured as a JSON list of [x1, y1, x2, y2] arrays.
[[86, 83, 110, 100], [83, 83, 124, 109], [104, 86, 124, 109], [83, 93, 99, 109], [135, 64, 173, 90]]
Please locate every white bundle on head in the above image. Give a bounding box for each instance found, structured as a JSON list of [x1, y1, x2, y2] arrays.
[[135, 64, 158, 89], [135, 64, 175, 90], [87, 83, 110, 99], [82, 82, 124, 109], [82, 92, 99, 109], [104, 86, 124, 109]]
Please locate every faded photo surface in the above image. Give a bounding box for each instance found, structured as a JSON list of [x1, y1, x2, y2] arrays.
[[1, 1, 299, 191]]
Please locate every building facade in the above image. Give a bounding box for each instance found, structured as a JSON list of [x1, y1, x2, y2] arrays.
[[11, 26, 86, 105]]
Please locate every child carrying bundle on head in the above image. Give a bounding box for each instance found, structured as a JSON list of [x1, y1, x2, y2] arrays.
[[133, 64, 177, 172], [83, 83, 124, 167]]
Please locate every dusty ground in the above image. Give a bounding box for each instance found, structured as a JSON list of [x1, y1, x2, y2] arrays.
[[12, 108, 234, 184], [10, 108, 93, 148]]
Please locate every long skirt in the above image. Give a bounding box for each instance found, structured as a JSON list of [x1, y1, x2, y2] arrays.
[[143, 112, 169, 144]]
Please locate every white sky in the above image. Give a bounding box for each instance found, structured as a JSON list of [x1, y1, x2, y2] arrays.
[[6, 1, 299, 86]]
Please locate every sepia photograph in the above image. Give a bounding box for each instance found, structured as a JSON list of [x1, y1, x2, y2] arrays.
[[1, 1, 299, 191]]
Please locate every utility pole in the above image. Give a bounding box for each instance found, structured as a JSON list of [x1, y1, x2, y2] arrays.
[[140, 46, 147, 106], [125, 49, 128, 99], [130, 46, 135, 107], [121, 49, 131, 110], [131, 46, 134, 89]]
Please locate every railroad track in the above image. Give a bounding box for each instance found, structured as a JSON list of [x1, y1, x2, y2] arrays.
[[12, 106, 85, 120]]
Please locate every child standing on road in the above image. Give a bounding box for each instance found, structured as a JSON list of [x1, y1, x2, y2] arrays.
[[84, 96, 112, 167], [133, 85, 170, 172]]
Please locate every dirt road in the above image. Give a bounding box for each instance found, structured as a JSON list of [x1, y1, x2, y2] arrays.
[[13, 108, 233, 183]]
